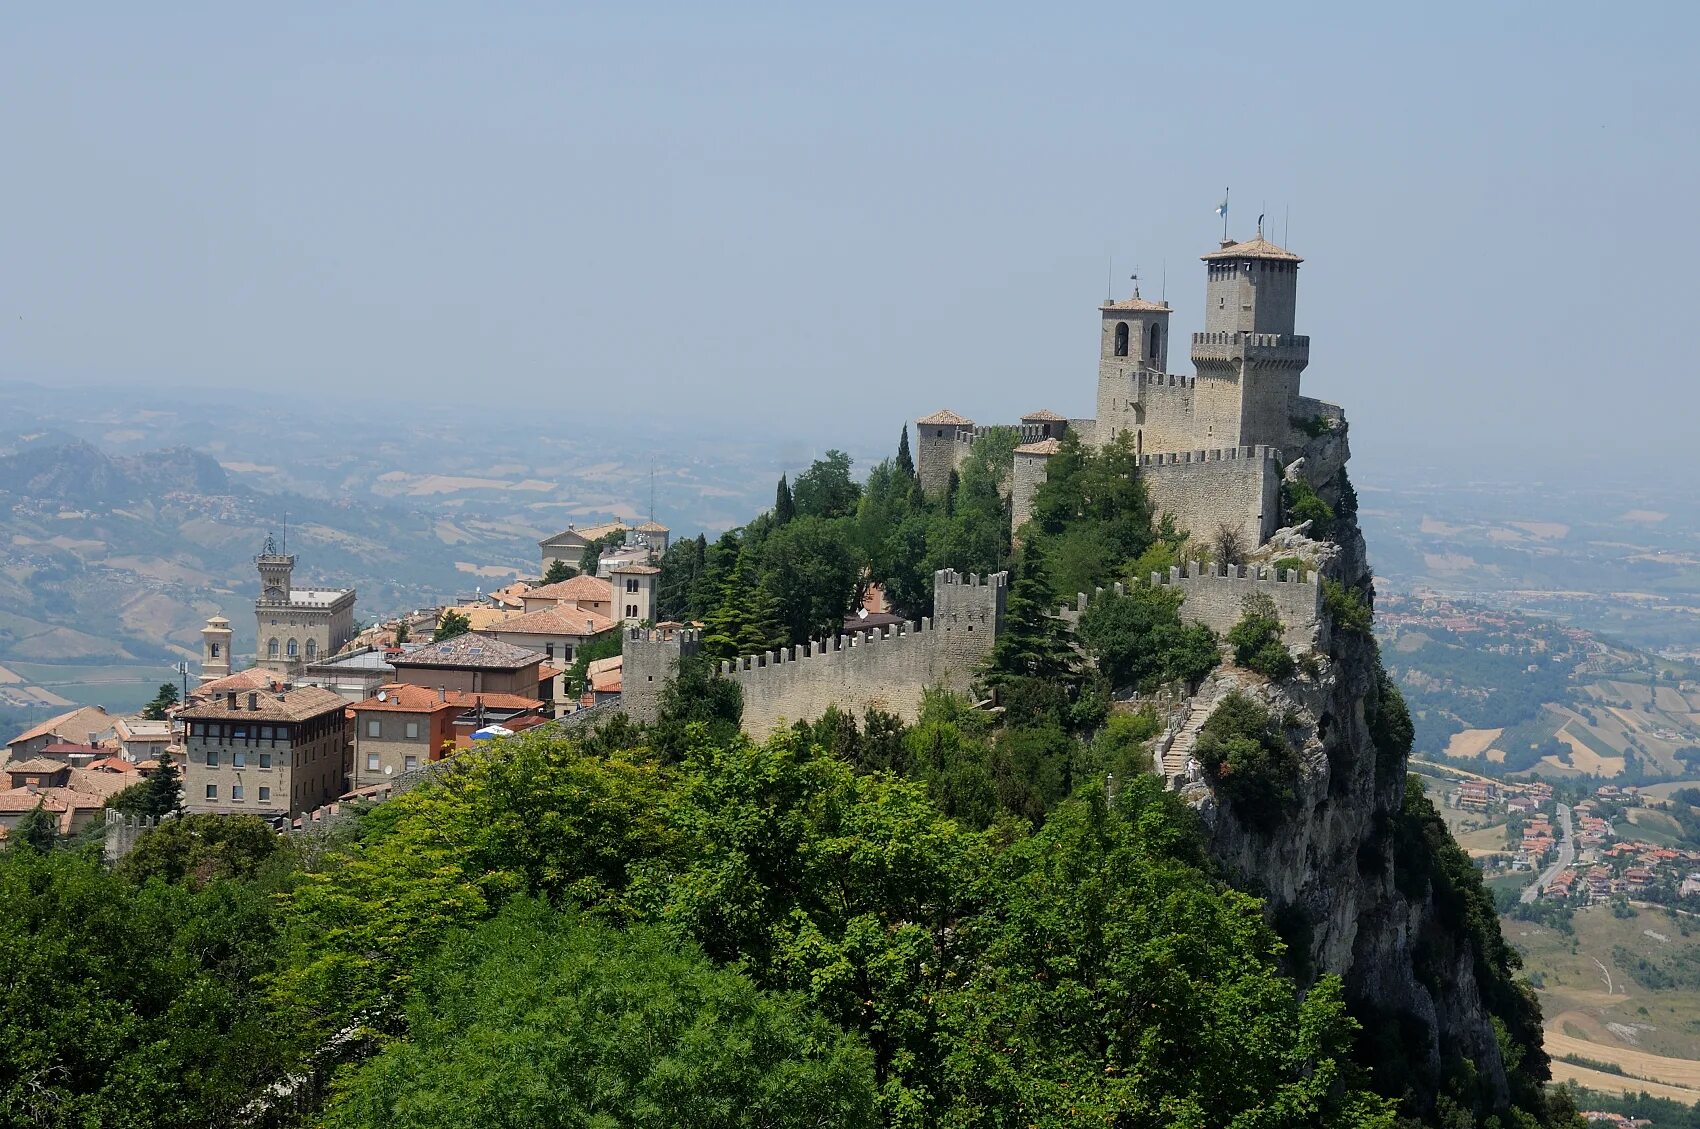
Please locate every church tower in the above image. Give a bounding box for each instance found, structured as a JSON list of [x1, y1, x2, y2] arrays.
[[199, 615, 232, 684], [1191, 227, 1309, 449]]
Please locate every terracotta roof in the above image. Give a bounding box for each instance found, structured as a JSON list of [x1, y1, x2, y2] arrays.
[[391, 633, 545, 670], [525, 575, 613, 604], [1021, 408, 1066, 421], [7, 758, 68, 775], [0, 789, 69, 814], [1015, 438, 1061, 456], [87, 757, 136, 774], [9, 705, 110, 748], [112, 717, 171, 741], [353, 684, 543, 713], [483, 605, 615, 638], [538, 664, 565, 680], [443, 604, 522, 631], [190, 668, 278, 701], [607, 563, 660, 575], [41, 743, 104, 757], [635, 520, 670, 533], [590, 668, 622, 693], [1201, 236, 1302, 263], [1101, 296, 1172, 311], [917, 409, 972, 426], [181, 685, 349, 723], [542, 520, 629, 545], [587, 655, 622, 676]]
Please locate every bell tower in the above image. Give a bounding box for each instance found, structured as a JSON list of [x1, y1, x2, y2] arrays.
[[256, 533, 294, 605], [200, 615, 233, 684]]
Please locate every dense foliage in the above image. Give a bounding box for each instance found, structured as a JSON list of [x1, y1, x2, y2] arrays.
[[1193, 691, 1302, 832], [1229, 591, 1296, 680]]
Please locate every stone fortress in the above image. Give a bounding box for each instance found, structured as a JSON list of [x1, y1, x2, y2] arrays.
[[625, 227, 1348, 737]]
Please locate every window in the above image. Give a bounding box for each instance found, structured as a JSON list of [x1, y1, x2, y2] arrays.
[[259, 786, 270, 802], [260, 752, 271, 769], [1113, 321, 1129, 357], [267, 638, 279, 658], [260, 726, 273, 740], [626, 578, 639, 592], [367, 753, 380, 771], [191, 722, 205, 736], [404, 721, 419, 739], [306, 639, 317, 660], [1148, 323, 1161, 362], [404, 755, 419, 771], [205, 784, 217, 799], [626, 604, 638, 618], [233, 750, 247, 768], [1218, 297, 1225, 308], [366, 719, 381, 738], [210, 643, 221, 658], [545, 643, 555, 660], [286, 639, 299, 658], [205, 750, 219, 767], [232, 784, 245, 801]]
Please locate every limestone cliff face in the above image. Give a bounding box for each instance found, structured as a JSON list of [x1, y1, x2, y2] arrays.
[[1179, 424, 1516, 1111]]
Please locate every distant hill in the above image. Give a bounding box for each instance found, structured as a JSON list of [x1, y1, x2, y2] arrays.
[[0, 440, 230, 506]]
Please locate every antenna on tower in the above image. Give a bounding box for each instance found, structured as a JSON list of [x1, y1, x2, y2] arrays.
[[1129, 266, 1140, 299], [1105, 248, 1113, 302], [648, 459, 656, 525], [281, 511, 288, 554], [1284, 204, 1290, 247], [1161, 259, 1167, 303]]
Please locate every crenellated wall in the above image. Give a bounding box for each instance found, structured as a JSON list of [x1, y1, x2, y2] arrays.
[[627, 570, 1006, 736], [1138, 445, 1282, 550], [1149, 560, 1323, 650]]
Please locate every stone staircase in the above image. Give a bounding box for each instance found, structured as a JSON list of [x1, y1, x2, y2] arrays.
[[1157, 692, 1216, 787]]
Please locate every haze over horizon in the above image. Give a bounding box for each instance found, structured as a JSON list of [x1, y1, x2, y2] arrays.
[[2, 3, 1695, 470]]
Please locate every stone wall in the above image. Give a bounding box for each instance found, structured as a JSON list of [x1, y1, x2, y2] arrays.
[[1138, 446, 1282, 549], [1150, 560, 1323, 650], [625, 570, 1005, 737], [1010, 445, 1050, 534]]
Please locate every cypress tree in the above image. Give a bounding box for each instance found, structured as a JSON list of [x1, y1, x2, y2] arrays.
[[981, 540, 1075, 695], [896, 425, 916, 479], [774, 475, 796, 525]]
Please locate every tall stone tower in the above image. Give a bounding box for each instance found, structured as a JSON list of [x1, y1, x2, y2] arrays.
[[1191, 230, 1309, 449], [256, 535, 295, 604], [1094, 291, 1173, 453], [199, 615, 233, 684], [915, 409, 974, 498]]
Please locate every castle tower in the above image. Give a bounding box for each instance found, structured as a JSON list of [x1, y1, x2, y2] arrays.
[[199, 615, 232, 684], [1191, 229, 1309, 449], [255, 534, 295, 604], [1093, 291, 1173, 452], [915, 409, 975, 498], [620, 626, 700, 724]]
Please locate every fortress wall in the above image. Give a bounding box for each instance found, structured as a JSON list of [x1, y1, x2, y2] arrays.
[[1150, 560, 1322, 650], [693, 570, 1005, 737], [1139, 446, 1281, 549], [1010, 447, 1050, 534], [621, 628, 701, 724]]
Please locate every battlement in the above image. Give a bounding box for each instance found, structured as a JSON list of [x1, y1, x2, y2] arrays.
[[1150, 560, 1323, 650], [1137, 445, 1281, 467], [626, 626, 700, 643], [679, 568, 1006, 735], [1191, 331, 1309, 350], [1132, 370, 1197, 392]]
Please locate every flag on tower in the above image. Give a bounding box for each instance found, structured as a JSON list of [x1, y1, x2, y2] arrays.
[[1215, 190, 1229, 219]]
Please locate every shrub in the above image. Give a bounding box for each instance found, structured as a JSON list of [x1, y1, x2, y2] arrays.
[[1281, 478, 1335, 536], [1271, 555, 1306, 576], [1324, 578, 1373, 638], [1193, 692, 1300, 831], [1228, 593, 1294, 681], [1290, 413, 1334, 438]]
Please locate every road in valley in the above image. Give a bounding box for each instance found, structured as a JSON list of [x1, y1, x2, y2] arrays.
[[1521, 802, 1574, 904]]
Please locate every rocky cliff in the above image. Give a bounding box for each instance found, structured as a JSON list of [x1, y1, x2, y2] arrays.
[[1176, 422, 1545, 1121]]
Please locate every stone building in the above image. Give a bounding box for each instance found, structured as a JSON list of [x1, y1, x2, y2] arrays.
[[388, 633, 550, 699], [253, 536, 357, 675], [349, 683, 545, 787], [179, 685, 350, 820], [917, 227, 1333, 551]]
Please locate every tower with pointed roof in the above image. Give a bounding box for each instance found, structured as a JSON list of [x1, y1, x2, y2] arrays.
[[1192, 228, 1309, 450]]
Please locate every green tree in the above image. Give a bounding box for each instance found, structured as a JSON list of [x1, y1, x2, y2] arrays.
[[1282, 477, 1335, 536], [651, 653, 744, 761], [393, 618, 411, 644], [322, 900, 879, 1129], [896, 424, 916, 479], [433, 609, 472, 642], [791, 450, 861, 520], [142, 681, 180, 721], [1229, 591, 1296, 680], [774, 474, 796, 525], [564, 630, 622, 698], [118, 813, 287, 887], [578, 530, 626, 576], [758, 516, 859, 644], [14, 801, 57, 852], [980, 542, 1075, 697], [1193, 692, 1300, 831], [541, 557, 576, 585], [1078, 582, 1221, 691]]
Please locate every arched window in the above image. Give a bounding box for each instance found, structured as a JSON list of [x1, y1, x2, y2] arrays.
[[287, 638, 299, 658], [1148, 323, 1162, 362], [267, 638, 279, 658], [305, 639, 317, 660], [1113, 322, 1129, 357]]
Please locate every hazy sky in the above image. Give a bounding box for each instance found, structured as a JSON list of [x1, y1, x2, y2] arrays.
[[2, 4, 1695, 470]]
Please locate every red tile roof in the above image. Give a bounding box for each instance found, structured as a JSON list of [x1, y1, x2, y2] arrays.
[[1201, 236, 1302, 263], [485, 605, 615, 637], [525, 575, 614, 604], [353, 684, 543, 713], [917, 409, 971, 426]]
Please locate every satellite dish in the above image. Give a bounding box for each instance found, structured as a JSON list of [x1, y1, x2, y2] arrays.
[[377, 690, 387, 702], [384, 765, 393, 775]]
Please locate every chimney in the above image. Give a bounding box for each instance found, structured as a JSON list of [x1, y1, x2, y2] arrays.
[[248, 692, 259, 710], [438, 686, 446, 703], [226, 691, 238, 709], [586, 619, 594, 634]]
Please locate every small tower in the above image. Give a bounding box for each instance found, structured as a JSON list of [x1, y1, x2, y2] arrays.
[[255, 533, 295, 605], [915, 409, 975, 498], [610, 563, 659, 624], [1192, 227, 1309, 449], [1093, 289, 1173, 451], [200, 615, 233, 684]]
